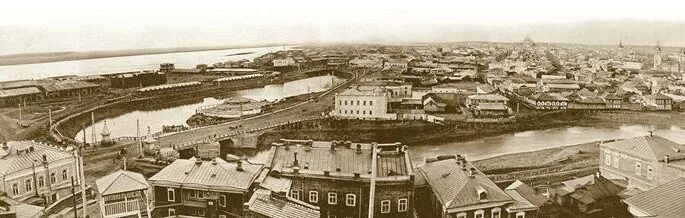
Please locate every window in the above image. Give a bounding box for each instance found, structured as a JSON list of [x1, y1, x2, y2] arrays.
[[344, 110, 347, 114], [604, 152, 611, 166], [38, 176, 45, 187], [369, 111, 373, 115], [363, 101, 366, 106], [168, 208, 176, 217], [189, 190, 196, 198], [309, 191, 318, 203], [356, 110, 359, 114], [398, 198, 408, 212], [346, 194, 356, 206], [370, 101, 373, 106], [12, 184, 19, 196], [475, 209, 484, 218], [328, 192, 337, 205], [456, 212, 467, 218], [363, 111, 366, 115], [290, 190, 300, 200], [50, 173, 56, 184], [356, 100, 360, 105], [198, 190, 204, 199], [647, 165, 654, 180], [613, 155, 619, 168], [219, 215, 226, 218], [636, 162, 642, 176], [491, 208, 501, 218], [62, 170, 68, 181], [344, 100, 347, 105], [25, 179, 32, 192], [516, 212, 526, 218], [220, 195, 226, 207], [167, 188, 176, 202], [380, 200, 390, 213], [339, 100, 342, 105]]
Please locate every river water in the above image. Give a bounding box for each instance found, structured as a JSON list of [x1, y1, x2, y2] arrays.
[[75, 75, 345, 142], [0, 46, 287, 82]]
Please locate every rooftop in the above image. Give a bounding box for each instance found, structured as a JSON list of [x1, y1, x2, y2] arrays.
[[0, 87, 42, 98], [96, 170, 150, 196], [268, 140, 412, 181], [601, 135, 685, 162], [417, 155, 512, 212], [0, 141, 74, 175], [245, 188, 320, 218], [148, 157, 264, 192], [623, 178, 685, 217]]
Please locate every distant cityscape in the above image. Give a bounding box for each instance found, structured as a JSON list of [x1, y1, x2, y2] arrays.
[[1, 35, 685, 218]]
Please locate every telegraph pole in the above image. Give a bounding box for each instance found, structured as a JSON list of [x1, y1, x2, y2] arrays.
[[71, 177, 78, 218], [79, 147, 87, 218], [368, 143, 378, 218], [48, 106, 52, 128], [91, 112, 96, 147], [17, 103, 22, 125]]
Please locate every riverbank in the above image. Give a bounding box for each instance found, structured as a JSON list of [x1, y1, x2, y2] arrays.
[[55, 69, 346, 141], [0, 44, 280, 66]]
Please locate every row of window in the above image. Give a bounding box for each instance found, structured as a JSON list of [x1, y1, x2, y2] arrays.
[[339, 110, 373, 115], [291, 190, 408, 213], [604, 151, 654, 180], [339, 100, 374, 106], [167, 208, 227, 218], [12, 170, 69, 196], [167, 188, 228, 207], [454, 208, 524, 218]]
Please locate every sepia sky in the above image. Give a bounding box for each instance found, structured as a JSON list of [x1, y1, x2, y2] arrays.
[[2, 0, 685, 54]]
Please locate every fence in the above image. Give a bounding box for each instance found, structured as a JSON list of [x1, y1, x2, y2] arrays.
[[487, 160, 598, 183]]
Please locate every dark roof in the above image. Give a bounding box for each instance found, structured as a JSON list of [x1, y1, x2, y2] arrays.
[[531, 93, 568, 101], [562, 175, 624, 205], [647, 93, 672, 100], [506, 180, 550, 208], [40, 80, 100, 92], [417, 155, 512, 211], [246, 188, 320, 218], [623, 178, 685, 217]]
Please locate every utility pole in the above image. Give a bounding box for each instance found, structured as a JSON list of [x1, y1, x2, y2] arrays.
[[48, 106, 52, 128], [137, 119, 142, 157], [91, 112, 96, 147], [18, 103, 22, 125], [82, 124, 87, 145], [71, 177, 78, 218], [79, 147, 87, 218], [368, 143, 378, 218]]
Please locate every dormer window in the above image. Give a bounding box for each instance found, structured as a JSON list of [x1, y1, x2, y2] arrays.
[[476, 186, 487, 200]]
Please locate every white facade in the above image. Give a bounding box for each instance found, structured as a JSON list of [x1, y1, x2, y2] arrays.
[[333, 88, 395, 120], [273, 58, 296, 67]]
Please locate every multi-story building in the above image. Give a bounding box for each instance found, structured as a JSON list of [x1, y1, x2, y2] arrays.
[[333, 87, 396, 120], [415, 154, 514, 218], [243, 188, 320, 218], [96, 170, 151, 218], [266, 140, 415, 218], [148, 157, 265, 218], [0, 141, 81, 205], [643, 93, 672, 111], [600, 134, 685, 191]]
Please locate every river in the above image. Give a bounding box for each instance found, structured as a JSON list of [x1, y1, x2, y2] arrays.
[[0, 46, 287, 82], [75, 75, 345, 142], [241, 125, 685, 165]]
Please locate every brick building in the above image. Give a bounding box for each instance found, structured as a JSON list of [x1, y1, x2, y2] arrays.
[[266, 140, 415, 218]]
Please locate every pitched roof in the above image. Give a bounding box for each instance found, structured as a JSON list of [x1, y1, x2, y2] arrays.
[[468, 94, 509, 101], [40, 80, 99, 92], [623, 178, 685, 217], [148, 157, 263, 192], [531, 93, 568, 101], [96, 170, 150, 196], [601, 135, 685, 161], [647, 93, 672, 100], [338, 87, 386, 96], [417, 156, 512, 211], [562, 175, 624, 204], [246, 188, 320, 218], [0, 87, 42, 98], [0, 141, 74, 175], [505, 180, 550, 211]]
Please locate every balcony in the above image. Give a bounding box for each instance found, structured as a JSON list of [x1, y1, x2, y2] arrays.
[[104, 199, 145, 216]]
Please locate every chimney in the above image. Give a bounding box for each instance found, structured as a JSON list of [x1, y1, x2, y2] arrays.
[[595, 172, 601, 178], [649, 131, 654, 137], [236, 160, 244, 171], [2, 142, 8, 150], [356, 144, 362, 154], [42, 154, 47, 163], [324, 170, 330, 176], [330, 141, 336, 152], [28, 146, 34, 152], [664, 155, 670, 163], [353, 172, 360, 179], [469, 167, 476, 178], [293, 152, 299, 166]]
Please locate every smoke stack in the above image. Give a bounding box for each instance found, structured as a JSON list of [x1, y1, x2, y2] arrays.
[[469, 167, 476, 178], [236, 160, 244, 171], [649, 131, 654, 137], [2, 142, 7, 150], [293, 152, 299, 166]]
